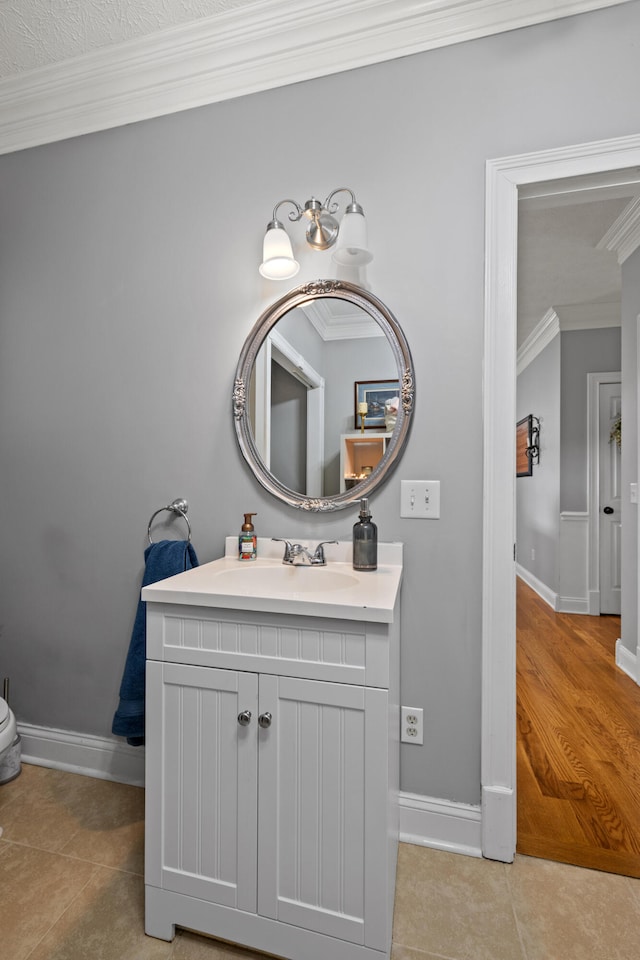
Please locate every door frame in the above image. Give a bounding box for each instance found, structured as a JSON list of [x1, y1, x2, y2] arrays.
[[482, 132, 640, 862], [252, 328, 325, 496], [588, 371, 622, 615]]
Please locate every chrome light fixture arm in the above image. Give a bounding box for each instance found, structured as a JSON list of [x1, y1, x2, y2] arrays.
[[270, 198, 305, 227], [324, 187, 361, 216]]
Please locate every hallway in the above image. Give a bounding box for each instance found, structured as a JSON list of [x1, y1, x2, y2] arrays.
[[517, 577, 640, 877]]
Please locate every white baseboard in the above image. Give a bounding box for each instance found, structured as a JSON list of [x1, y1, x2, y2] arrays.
[[17, 722, 145, 787], [399, 791, 482, 858], [556, 596, 591, 614], [516, 565, 557, 609], [615, 639, 639, 684]]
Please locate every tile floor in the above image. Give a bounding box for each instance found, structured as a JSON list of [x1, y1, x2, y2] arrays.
[[2, 764, 640, 959]]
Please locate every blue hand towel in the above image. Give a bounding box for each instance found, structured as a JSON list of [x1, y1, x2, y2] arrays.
[[112, 539, 199, 745]]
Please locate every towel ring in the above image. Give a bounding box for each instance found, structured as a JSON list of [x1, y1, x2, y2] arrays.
[[147, 498, 192, 544]]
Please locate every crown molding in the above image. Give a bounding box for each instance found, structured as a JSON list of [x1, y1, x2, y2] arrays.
[[597, 195, 640, 264], [302, 300, 384, 341], [518, 302, 622, 373], [0, 0, 631, 155], [517, 308, 560, 374]]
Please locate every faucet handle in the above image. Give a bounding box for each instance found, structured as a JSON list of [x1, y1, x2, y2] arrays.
[[272, 538, 293, 562], [312, 540, 338, 564]]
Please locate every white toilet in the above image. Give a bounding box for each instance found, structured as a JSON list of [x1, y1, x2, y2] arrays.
[[0, 697, 20, 784]]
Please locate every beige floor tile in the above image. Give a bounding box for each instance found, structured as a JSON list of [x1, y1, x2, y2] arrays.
[[393, 844, 525, 960], [174, 931, 277, 959], [0, 843, 98, 960], [0, 763, 143, 868], [508, 854, 640, 960], [27, 865, 174, 960], [0, 761, 47, 811], [58, 775, 145, 874]]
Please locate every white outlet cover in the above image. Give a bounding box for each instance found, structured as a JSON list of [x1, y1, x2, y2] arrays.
[[400, 705, 424, 744]]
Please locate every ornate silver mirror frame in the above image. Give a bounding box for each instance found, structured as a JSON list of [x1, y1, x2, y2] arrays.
[[233, 279, 415, 511]]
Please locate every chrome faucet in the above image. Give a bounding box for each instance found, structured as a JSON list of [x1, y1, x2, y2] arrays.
[[272, 539, 338, 566]]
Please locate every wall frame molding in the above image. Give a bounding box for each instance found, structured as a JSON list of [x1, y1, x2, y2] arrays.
[[0, 0, 632, 156]]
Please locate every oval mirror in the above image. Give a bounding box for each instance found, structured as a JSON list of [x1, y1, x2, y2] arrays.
[[233, 280, 415, 511]]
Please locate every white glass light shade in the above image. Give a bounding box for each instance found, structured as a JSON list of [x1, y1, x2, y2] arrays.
[[259, 224, 300, 280], [332, 210, 373, 266]]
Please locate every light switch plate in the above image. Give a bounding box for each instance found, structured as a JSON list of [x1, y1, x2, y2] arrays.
[[400, 480, 440, 519]]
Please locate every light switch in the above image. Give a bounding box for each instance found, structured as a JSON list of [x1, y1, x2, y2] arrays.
[[400, 480, 440, 519], [631, 483, 638, 504]]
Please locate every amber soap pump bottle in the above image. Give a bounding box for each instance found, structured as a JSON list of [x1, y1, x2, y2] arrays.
[[239, 513, 257, 561], [352, 498, 377, 571]]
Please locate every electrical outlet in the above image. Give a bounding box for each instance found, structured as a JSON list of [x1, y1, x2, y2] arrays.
[[400, 480, 440, 519], [401, 706, 424, 744]]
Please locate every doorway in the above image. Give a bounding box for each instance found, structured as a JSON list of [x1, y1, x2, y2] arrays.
[[481, 133, 640, 864]]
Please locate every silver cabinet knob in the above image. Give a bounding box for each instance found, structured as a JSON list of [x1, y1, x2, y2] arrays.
[[258, 712, 272, 728], [237, 710, 252, 726]]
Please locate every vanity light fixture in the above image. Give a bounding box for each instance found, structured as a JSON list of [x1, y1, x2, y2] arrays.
[[259, 187, 372, 280]]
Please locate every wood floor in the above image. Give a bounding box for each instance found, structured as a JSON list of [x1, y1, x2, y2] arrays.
[[516, 577, 640, 877]]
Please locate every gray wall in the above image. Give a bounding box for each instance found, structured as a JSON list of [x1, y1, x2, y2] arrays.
[[517, 336, 561, 590], [1, 1, 640, 805], [621, 247, 640, 653], [560, 327, 621, 512]]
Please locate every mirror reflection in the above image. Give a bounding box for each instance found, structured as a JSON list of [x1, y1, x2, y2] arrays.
[[234, 280, 414, 512], [249, 299, 397, 497]]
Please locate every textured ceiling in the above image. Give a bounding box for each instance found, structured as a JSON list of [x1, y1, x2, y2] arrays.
[[0, 0, 254, 78], [517, 196, 629, 345]]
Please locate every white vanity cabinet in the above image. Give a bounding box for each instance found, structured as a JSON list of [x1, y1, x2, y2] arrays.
[[143, 542, 401, 960]]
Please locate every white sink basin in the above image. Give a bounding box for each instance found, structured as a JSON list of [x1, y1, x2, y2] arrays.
[[210, 565, 359, 594]]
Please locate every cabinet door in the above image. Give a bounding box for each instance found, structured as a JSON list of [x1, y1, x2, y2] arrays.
[[146, 661, 258, 912], [257, 675, 388, 949]]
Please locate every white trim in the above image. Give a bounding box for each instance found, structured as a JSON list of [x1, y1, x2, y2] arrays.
[[0, 0, 632, 155], [17, 722, 145, 787], [482, 132, 640, 864], [615, 638, 639, 682], [515, 564, 557, 609], [597, 195, 640, 264], [399, 791, 482, 858], [302, 301, 384, 341], [558, 511, 590, 614], [517, 308, 560, 374]]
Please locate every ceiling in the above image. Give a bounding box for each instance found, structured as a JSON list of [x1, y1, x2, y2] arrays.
[[0, 0, 255, 79], [518, 170, 640, 348]]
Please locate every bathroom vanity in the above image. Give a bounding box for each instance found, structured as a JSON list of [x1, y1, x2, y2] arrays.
[[143, 538, 402, 960]]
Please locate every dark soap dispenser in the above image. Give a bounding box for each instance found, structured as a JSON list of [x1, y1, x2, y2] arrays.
[[353, 497, 378, 571]]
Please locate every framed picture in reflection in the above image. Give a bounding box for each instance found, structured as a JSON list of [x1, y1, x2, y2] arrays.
[[355, 380, 400, 430]]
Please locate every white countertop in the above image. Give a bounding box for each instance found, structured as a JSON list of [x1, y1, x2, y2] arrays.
[[141, 538, 403, 623]]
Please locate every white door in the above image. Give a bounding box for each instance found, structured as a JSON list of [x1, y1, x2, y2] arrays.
[[599, 381, 621, 615], [257, 675, 389, 950], [145, 661, 258, 912]]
